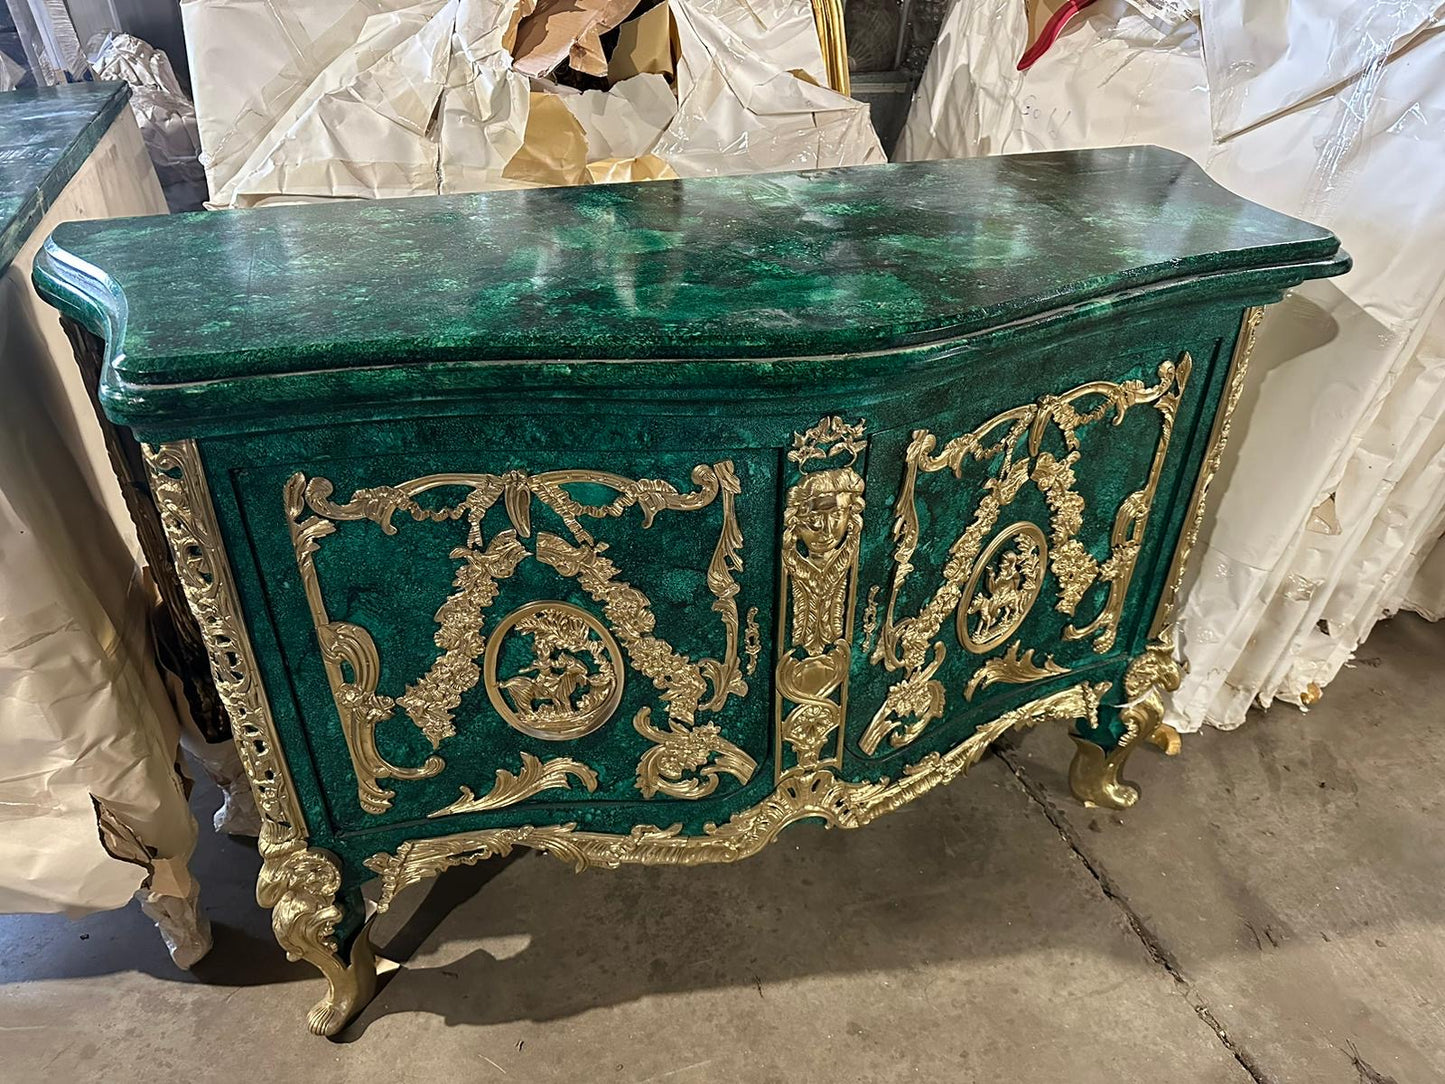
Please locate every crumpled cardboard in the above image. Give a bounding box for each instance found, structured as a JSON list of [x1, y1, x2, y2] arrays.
[[511, 0, 646, 76], [503, 90, 590, 183], [181, 0, 882, 207], [586, 152, 678, 182], [608, 0, 677, 81]]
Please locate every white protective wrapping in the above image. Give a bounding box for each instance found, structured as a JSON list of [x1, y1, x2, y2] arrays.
[[0, 50, 24, 90], [88, 32, 209, 210], [180, 0, 883, 207], [1405, 529, 1445, 620], [899, 0, 1445, 730], [0, 110, 210, 965]]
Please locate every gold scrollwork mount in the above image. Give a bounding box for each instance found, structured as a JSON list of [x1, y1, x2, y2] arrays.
[[864, 356, 1192, 757], [287, 461, 759, 815], [366, 679, 1114, 909], [774, 415, 868, 776], [146, 441, 373, 1037], [1068, 630, 1185, 809], [482, 600, 625, 741]]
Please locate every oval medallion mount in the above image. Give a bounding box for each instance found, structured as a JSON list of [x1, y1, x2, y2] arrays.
[[957, 522, 1048, 654], [483, 600, 625, 740]]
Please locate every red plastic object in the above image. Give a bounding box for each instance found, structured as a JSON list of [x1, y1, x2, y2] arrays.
[[1018, 0, 1099, 71]]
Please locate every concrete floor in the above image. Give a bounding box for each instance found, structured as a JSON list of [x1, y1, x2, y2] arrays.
[[2, 614, 1441, 1083]]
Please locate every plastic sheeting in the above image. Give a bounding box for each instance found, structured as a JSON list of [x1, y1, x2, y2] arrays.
[[899, 0, 1445, 730], [0, 50, 24, 90], [1405, 528, 1445, 620], [0, 110, 210, 965], [180, 0, 883, 207], [88, 32, 209, 211]]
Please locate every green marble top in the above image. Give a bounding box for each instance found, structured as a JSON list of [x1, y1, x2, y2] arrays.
[[0, 81, 129, 275], [34, 146, 1347, 434]]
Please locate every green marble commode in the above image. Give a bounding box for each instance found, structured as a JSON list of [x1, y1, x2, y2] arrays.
[[34, 148, 1348, 1035]]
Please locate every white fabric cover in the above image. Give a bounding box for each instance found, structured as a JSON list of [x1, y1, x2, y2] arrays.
[[180, 0, 883, 207], [1405, 527, 1445, 620], [899, 1, 1445, 729], [0, 111, 209, 964]]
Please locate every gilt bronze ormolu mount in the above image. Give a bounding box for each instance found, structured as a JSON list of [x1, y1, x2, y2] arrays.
[[35, 148, 1349, 1034]]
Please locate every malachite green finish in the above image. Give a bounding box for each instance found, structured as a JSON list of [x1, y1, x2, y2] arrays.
[[0, 80, 128, 275], [34, 147, 1345, 440], [37, 151, 1347, 914]]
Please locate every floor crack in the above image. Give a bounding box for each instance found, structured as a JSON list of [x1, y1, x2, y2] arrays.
[[994, 745, 1276, 1084], [1345, 1041, 1399, 1084]]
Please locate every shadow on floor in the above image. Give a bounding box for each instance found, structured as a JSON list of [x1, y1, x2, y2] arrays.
[[5, 613, 1443, 1074], [2, 737, 1191, 1028]]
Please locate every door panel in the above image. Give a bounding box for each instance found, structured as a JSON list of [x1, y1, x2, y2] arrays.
[[237, 445, 778, 835]]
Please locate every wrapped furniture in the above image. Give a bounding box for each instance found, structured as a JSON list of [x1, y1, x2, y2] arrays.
[[899, 0, 1445, 728], [36, 147, 1346, 1032], [178, 0, 881, 208], [0, 81, 205, 961]]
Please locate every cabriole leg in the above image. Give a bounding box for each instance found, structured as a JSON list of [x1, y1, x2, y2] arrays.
[[257, 823, 377, 1037], [1068, 632, 1184, 809]]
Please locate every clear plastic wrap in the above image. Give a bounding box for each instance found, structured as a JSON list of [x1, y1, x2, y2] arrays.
[[88, 32, 208, 210], [0, 49, 24, 89]]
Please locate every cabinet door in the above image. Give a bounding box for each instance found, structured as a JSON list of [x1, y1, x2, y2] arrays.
[[848, 326, 1220, 774], [234, 439, 779, 837]]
